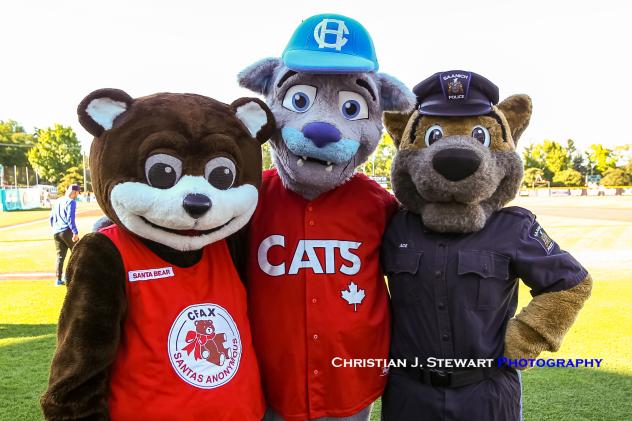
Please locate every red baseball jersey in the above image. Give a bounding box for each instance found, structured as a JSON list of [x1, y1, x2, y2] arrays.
[[247, 169, 397, 420], [100, 225, 265, 421]]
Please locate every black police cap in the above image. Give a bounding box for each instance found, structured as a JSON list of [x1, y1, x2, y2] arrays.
[[413, 70, 499, 116]]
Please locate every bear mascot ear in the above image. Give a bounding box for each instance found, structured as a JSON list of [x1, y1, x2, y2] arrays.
[[78, 88, 134, 137], [230, 97, 276, 143]]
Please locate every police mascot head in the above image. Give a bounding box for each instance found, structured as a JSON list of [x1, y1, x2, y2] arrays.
[[383, 70, 532, 233]]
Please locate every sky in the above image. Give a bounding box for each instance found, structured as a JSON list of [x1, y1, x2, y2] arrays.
[[0, 0, 630, 154]]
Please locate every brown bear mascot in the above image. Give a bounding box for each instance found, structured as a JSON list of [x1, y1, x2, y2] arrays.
[[380, 71, 592, 420], [40, 89, 275, 420]]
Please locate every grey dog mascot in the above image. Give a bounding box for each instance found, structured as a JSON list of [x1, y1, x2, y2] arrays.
[[238, 13, 414, 421]]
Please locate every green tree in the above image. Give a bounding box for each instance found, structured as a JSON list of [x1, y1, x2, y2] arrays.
[[521, 144, 540, 169], [599, 168, 631, 187], [262, 142, 274, 170], [566, 139, 588, 175], [586, 144, 616, 175], [625, 159, 632, 177], [363, 133, 397, 178], [523, 140, 570, 179], [552, 169, 584, 187], [566, 139, 577, 157], [27, 124, 82, 184], [522, 167, 545, 187], [540, 140, 570, 175], [572, 154, 587, 175], [57, 166, 84, 195], [0, 120, 35, 166]]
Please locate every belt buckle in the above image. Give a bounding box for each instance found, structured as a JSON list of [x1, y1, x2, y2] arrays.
[[429, 368, 452, 387]]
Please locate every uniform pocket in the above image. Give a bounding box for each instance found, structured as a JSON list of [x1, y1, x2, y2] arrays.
[[384, 251, 423, 305], [384, 250, 423, 275], [458, 250, 510, 309]]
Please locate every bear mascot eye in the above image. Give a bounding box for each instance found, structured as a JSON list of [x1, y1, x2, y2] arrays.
[[144, 153, 183, 189], [424, 124, 444, 146], [471, 125, 491, 147], [205, 157, 237, 190], [282, 84, 317, 113]]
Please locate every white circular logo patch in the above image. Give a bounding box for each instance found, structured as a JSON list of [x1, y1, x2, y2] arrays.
[[168, 303, 242, 389]]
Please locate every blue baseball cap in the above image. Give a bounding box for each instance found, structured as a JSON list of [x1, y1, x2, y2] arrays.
[[282, 14, 379, 73]]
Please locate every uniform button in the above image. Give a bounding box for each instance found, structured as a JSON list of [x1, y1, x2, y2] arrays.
[[307, 206, 313, 212], [313, 369, 319, 375], [434, 270, 442, 277], [311, 298, 317, 304], [438, 302, 446, 310], [442, 333, 450, 342], [313, 334, 319, 341], [309, 220, 315, 226]]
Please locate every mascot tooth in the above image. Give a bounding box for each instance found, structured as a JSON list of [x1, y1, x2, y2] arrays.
[[238, 14, 414, 421], [41, 89, 274, 420], [381, 70, 592, 421]]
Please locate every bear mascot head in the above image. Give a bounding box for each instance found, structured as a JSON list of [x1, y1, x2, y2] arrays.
[[80, 88, 275, 250]]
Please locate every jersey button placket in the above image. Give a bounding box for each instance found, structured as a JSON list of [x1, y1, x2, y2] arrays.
[[305, 201, 318, 411]]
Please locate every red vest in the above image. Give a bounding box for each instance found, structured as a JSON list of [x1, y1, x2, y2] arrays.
[[100, 225, 264, 421], [247, 170, 396, 420]]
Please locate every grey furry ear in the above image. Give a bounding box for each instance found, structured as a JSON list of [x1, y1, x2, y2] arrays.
[[383, 110, 414, 148], [376, 73, 415, 112], [497, 94, 532, 144], [237, 58, 282, 96]]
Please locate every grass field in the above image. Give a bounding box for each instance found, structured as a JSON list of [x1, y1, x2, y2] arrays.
[[0, 208, 52, 228], [0, 196, 631, 420], [0, 203, 103, 274]]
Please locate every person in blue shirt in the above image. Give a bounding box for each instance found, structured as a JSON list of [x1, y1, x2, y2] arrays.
[[50, 184, 80, 285]]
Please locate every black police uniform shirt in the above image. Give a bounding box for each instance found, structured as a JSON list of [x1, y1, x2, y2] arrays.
[[382, 206, 588, 362]]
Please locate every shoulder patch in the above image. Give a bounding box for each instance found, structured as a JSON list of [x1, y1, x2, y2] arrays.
[[528, 221, 555, 254]]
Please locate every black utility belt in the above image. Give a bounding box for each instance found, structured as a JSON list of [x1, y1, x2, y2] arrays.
[[392, 365, 506, 388]]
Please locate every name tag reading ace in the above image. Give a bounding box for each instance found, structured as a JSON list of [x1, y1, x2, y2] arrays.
[[128, 266, 175, 282]]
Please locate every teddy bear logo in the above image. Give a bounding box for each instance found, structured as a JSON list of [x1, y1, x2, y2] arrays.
[[182, 319, 230, 366], [168, 303, 242, 389], [447, 78, 464, 95]]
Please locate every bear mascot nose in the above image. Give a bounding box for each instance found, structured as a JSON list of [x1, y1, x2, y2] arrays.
[[302, 122, 341, 148], [182, 193, 212, 219], [432, 148, 481, 181]]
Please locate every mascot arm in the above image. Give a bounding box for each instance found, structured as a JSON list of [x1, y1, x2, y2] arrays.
[[504, 274, 592, 365], [41, 233, 126, 420], [225, 225, 249, 284]]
